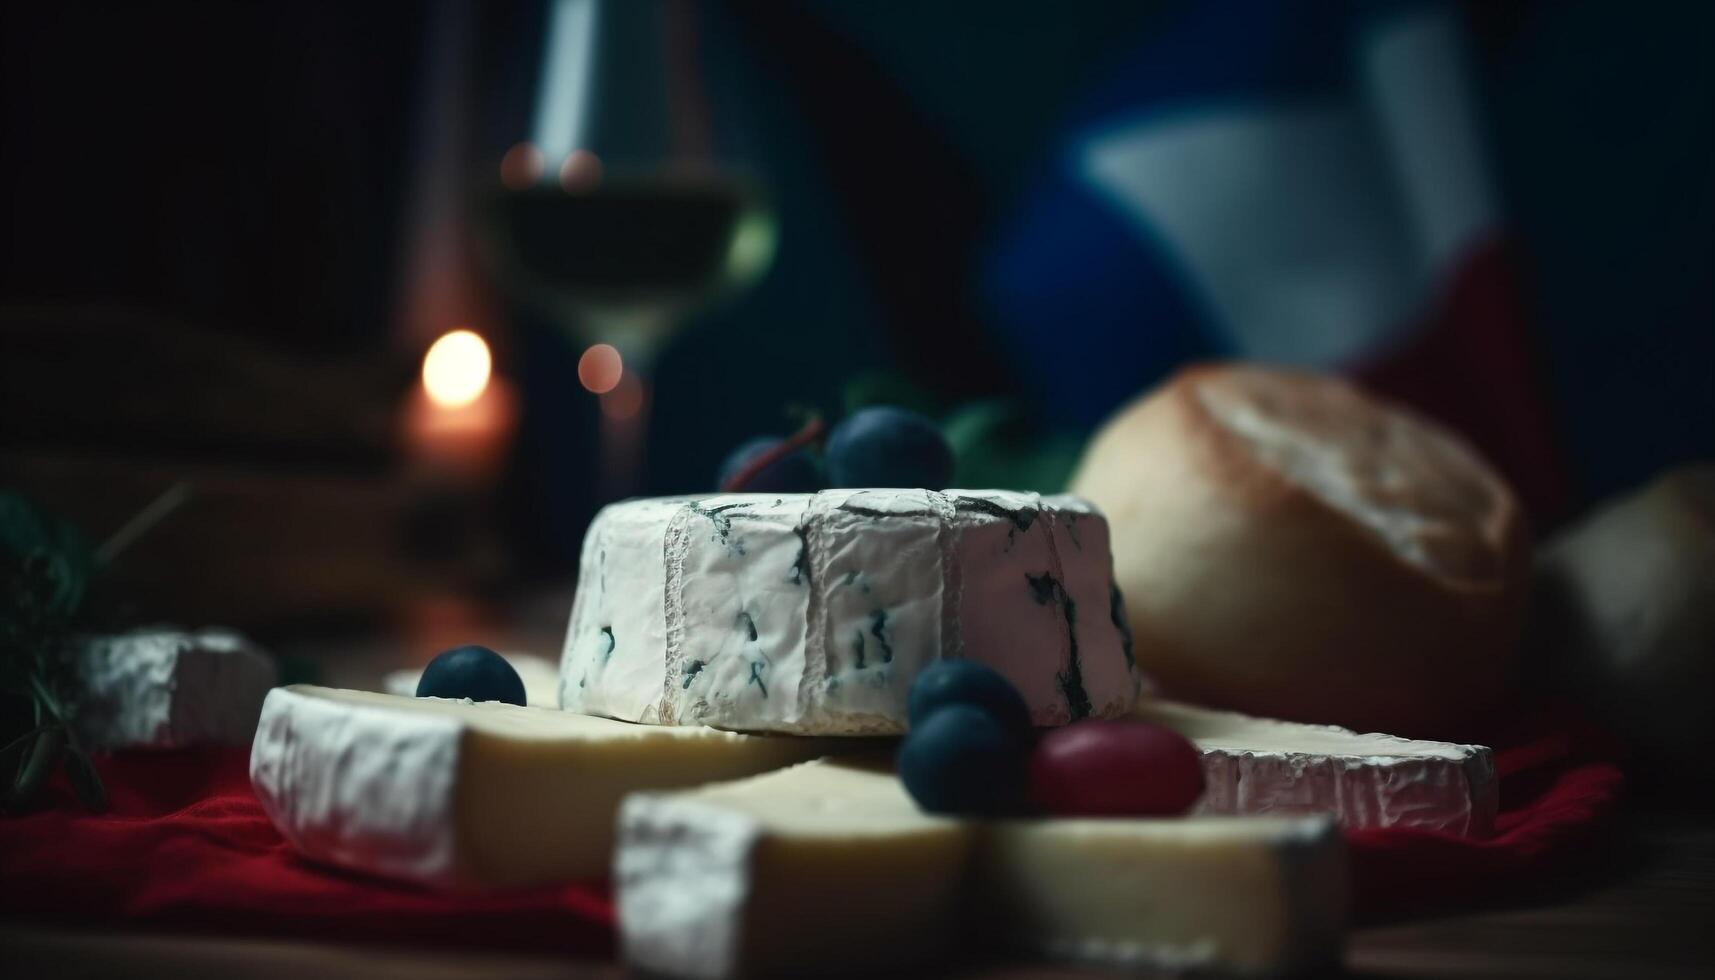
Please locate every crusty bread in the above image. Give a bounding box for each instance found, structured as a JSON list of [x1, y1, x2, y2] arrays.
[[1532, 465, 1715, 785], [1070, 363, 1527, 738]]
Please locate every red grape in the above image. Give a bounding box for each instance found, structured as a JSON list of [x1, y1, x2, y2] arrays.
[[1029, 719, 1205, 817]]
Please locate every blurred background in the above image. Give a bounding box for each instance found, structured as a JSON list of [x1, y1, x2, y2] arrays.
[[1, 0, 1710, 647]]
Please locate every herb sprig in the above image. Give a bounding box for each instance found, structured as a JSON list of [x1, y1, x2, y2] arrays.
[[1, 485, 189, 814]]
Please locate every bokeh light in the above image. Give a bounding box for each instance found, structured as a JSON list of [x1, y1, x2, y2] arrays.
[[499, 142, 544, 190], [578, 343, 624, 394], [600, 370, 645, 421], [422, 329, 492, 408], [558, 149, 604, 191]]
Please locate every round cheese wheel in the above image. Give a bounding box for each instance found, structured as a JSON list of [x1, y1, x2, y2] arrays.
[[1070, 363, 1527, 738]]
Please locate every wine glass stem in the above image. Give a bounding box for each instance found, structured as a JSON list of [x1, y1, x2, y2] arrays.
[[588, 311, 668, 502], [598, 364, 650, 501]]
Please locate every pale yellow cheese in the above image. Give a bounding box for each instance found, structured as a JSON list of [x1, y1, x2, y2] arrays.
[[617, 759, 1348, 978], [619, 759, 973, 978], [984, 818, 1347, 975], [249, 686, 839, 888]]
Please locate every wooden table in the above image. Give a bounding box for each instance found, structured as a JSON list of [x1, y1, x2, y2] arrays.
[[6, 603, 1711, 978], [6, 815, 1713, 980]]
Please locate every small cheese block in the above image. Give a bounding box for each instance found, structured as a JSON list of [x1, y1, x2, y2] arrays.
[[617, 759, 1347, 979], [1141, 700, 1497, 836], [249, 686, 835, 888], [561, 489, 1138, 735], [383, 652, 562, 707], [619, 759, 973, 979], [75, 627, 277, 750], [984, 817, 1347, 977]]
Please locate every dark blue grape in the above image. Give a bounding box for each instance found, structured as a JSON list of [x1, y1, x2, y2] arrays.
[[824, 407, 953, 489], [416, 645, 527, 706], [907, 659, 1033, 742], [716, 437, 823, 493], [897, 704, 1028, 815]]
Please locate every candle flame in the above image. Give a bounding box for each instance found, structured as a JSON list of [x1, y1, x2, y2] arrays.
[[423, 330, 492, 408]]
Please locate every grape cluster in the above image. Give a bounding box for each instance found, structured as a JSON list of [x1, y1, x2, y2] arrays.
[[716, 406, 953, 493], [898, 660, 1205, 818]]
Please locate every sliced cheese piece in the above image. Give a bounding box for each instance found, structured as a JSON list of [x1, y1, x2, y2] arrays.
[[985, 817, 1347, 977], [562, 490, 1137, 735], [76, 627, 276, 750], [1141, 699, 1497, 836], [619, 758, 972, 979], [249, 685, 835, 888], [617, 759, 1347, 979], [383, 651, 562, 707]]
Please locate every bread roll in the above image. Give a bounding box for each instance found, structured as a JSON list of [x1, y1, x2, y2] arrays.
[[1070, 363, 1527, 738], [1532, 465, 1715, 786]]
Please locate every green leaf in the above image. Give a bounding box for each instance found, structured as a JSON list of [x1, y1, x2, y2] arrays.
[[0, 721, 51, 762], [942, 399, 1083, 494], [0, 726, 41, 789], [841, 372, 939, 418], [9, 726, 63, 810], [26, 671, 68, 725], [0, 492, 152, 814], [64, 744, 107, 813], [0, 494, 56, 559], [0, 494, 93, 619]]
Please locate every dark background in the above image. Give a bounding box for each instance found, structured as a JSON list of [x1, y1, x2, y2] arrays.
[[2, 0, 1710, 627]]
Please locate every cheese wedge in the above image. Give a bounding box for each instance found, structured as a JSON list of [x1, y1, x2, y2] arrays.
[[618, 759, 1348, 978], [1141, 699, 1497, 836], [249, 686, 835, 888]]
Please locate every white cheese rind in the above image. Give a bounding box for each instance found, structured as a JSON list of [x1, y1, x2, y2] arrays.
[[75, 627, 277, 750], [562, 490, 1137, 734], [250, 686, 464, 887], [618, 761, 973, 979], [1141, 700, 1497, 836], [616, 796, 766, 980], [249, 686, 839, 889], [615, 760, 1349, 979]]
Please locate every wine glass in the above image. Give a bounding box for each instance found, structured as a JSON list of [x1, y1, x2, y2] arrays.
[[478, 0, 777, 499]]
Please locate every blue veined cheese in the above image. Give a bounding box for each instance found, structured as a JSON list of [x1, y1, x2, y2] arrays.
[[560, 490, 1138, 735]]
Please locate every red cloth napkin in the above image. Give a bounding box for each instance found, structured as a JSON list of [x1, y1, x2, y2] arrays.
[[1348, 703, 1626, 922], [0, 708, 1622, 949], [0, 749, 613, 955]]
